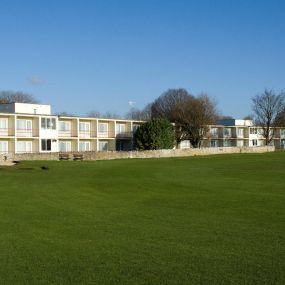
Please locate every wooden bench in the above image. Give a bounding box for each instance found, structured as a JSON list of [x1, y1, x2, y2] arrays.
[[59, 153, 70, 160], [73, 153, 84, 161]]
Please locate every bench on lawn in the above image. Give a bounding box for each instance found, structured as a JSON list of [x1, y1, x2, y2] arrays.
[[59, 153, 70, 160], [73, 153, 84, 161]]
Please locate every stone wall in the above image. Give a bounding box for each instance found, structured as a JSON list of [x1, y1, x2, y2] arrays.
[[0, 146, 275, 162]]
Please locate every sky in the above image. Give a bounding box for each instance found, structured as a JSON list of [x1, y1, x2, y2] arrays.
[[0, 0, 284, 118]]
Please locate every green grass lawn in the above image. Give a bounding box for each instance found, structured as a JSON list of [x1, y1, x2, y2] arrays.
[[0, 153, 284, 285]]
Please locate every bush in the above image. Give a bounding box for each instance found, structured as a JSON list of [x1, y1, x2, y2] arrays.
[[134, 118, 176, 150]]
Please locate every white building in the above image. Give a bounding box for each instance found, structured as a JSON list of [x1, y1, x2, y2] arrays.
[[0, 103, 284, 154]]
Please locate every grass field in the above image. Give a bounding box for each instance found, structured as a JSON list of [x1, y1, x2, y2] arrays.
[[0, 153, 284, 284]]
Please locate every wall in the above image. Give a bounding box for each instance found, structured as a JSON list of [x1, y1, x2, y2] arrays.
[[0, 146, 275, 162]]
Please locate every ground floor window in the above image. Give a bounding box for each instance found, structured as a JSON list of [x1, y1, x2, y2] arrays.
[[180, 140, 191, 149], [0, 141, 8, 153], [79, 141, 90, 152], [252, 139, 258, 146], [98, 141, 108, 151], [41, 139, 51, 151], [211, 140, 219, 147], [59, 141, 71, 152], [237, 140, 244, 147], [17, 141, 32, 153]]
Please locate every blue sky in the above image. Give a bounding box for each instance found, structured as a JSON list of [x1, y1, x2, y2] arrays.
[[0, 0, 284, 118]]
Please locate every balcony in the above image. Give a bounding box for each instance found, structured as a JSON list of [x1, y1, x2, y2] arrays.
[[98, 131, 114, 138], [58, 130, 77, 137], [0, 128, 9, 136], [16, 129, 33, 137], [116, 132, 133, 138], [79, 131, 91, 138]]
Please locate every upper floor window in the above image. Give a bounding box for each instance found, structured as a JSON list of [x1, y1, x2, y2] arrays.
[[224, 128, 231, 137], [79, 122, 90, 133], [210, 128, 218, 136], [41, 118, 56, 130], [116, 123, 126, 134], [17, 119, 32, 130], [59, 121, 71, 132], [133, 124, 140, 132], [98, 123, 108, 133], [237, 128, 244, 137], [250, 128, 258, 135]]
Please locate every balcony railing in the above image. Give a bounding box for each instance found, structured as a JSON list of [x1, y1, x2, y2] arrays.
[[116, 132, 133, 138], [0, 128, 9, 136], [16, 129, 33, 137], [59, 130, 76, 137]]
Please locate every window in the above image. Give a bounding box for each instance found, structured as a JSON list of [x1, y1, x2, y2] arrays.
[[98, 123, 108, 137], [0, 141, 8, 153], [41, 117, 56, 130], [237, 128, 244, 137], [79, 141, 90, 152], [58, 121, 71, 132], [180, 140, 191, 149], [79, 122, 90, 137], [116, 123, 125, 134], [98, 141, 108, 151], [252, 139, 258, 146], [237, 140, 244, 147], [59, 141, 71, 152], [41, 139, 52, 151], [17, 119, 32, 136], [210, 128, 218, 138], [250, 128, 257, 135], [0, 118, 8, 136], [133, 124, 140, 132], [211, 140, 218, 147], [223, 128, 231, 137], [224, 140, 231, 147], [17, 141, 32, 153]]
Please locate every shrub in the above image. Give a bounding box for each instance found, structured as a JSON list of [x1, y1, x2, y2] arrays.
[[134, 118, 176, 150]]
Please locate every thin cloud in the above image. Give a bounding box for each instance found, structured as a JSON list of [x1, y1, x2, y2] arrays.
[[128, 101, 136, 107], [27, 75, 45, 85]]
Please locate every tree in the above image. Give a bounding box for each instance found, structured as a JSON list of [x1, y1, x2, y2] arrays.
[[133, 118, 175, 150], [275, 107, 285, 126], [125, 103, 152, 121], [252, 89, 285, 145], [0, 91, 38, 104], [151, 88, 192, 122], [151, 89, 218, 148], [87, 110, 120, 119], [174, 94, 218, 148]]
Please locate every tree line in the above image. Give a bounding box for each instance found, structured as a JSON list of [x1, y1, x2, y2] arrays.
[[1, 88, 285, 148]]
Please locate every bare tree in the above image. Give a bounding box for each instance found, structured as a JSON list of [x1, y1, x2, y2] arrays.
[[252, 89, 285, 145], [275, 107, 285, 126], [150, 89, 218, 147], [243, 115, 253, 120], [151, 88, 193, 122], [175, 94, 218, 147], [0, 91, 38, 104], [87, 110, 120, 119], [56, 111, 75, 116], [125, 103, 152, 121]]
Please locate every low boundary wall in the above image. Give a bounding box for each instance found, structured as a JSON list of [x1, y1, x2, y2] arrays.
[[0, 146, 275, 162]]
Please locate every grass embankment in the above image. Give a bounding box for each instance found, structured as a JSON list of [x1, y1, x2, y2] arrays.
[[0, 153, 284, 284]]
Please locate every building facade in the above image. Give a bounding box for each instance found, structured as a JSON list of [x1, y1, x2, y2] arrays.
[[0, 103, 143, 154], [0, 103, 284, 154]]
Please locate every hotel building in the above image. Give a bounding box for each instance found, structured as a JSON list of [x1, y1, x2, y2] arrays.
[[0, 103, 284, 154]]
